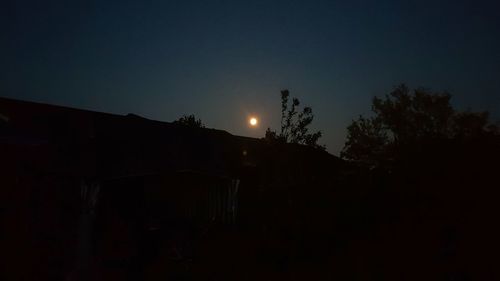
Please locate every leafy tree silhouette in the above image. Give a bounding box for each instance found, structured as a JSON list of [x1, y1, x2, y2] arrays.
[[265, 90, 325, 150], [173, 114, 205, 128], [341, 83, 499, 167]]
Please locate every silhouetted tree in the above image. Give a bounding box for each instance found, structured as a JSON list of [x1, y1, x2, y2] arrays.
[[341, 115, 389, 166], [342, 84, 499, 166], [174, 114, 205, 128], [265, 90, 325, 149]]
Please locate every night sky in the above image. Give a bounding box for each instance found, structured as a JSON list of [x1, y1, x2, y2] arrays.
[[2, 0, 499, 154]]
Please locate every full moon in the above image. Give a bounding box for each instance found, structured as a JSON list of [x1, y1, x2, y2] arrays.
[[249, 117, 258, 127]]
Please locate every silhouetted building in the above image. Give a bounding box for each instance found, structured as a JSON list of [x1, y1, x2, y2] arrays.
[[0, 97, 343, 281]]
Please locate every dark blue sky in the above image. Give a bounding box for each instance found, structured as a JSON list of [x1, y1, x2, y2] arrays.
[[2, 0, 499, 154]]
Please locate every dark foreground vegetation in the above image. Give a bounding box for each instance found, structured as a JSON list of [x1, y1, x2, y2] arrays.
[[189, 85, 500, 281], [0, 85, 499, 281]]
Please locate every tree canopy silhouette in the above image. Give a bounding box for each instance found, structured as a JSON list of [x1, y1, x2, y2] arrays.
[[264, 90, 324, 150], [341, 84, 499, 166], [173, 114, 205, 128]]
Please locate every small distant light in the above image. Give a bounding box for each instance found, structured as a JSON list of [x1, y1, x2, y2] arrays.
[[249, 117, 258, 126], [242, 150, 247, 156]]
